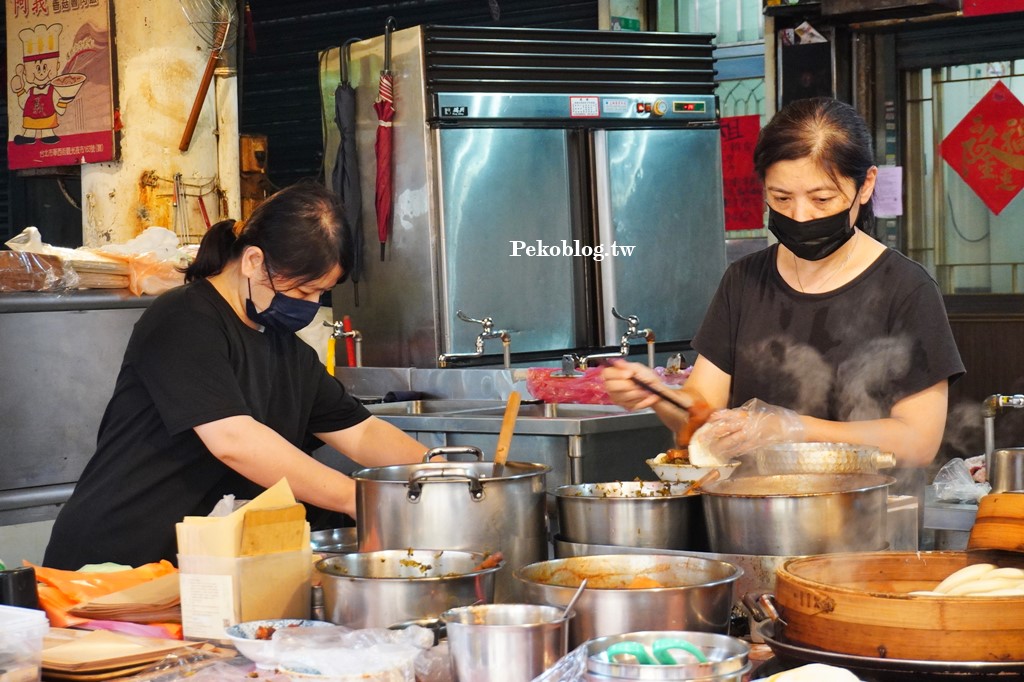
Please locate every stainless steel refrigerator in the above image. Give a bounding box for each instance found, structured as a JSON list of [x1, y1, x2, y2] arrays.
[[320, 25, 727, 368]]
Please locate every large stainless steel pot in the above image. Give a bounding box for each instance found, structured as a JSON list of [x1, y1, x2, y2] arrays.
[[316, 549, 501, 629], [353, 446, 550, 601], [514, 554, 740, 648], [700, 473, 894, 556], [554, 482, 706, 551]]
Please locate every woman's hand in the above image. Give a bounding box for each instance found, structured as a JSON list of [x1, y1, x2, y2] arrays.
[[700, 398, 806, 460], [602, 359, 699, 436], [598, 356, 688, 409], [601, 359, 682, 411]]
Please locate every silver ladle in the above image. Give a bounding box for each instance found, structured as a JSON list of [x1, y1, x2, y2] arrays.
[[562, 578, 587, 620]]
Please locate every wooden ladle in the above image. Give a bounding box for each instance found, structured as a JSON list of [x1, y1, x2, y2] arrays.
[[681, 468, 721, 496], [493, 390, 522, 473]]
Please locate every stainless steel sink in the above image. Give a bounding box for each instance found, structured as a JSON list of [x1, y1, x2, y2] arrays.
[[364, 399, 507, 416], [366, 400, 635, 430], [366, 399, 672, 490], [454, 403, 629, 419]]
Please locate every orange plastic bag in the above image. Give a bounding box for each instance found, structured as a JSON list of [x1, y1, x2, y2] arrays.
[[29, 560, 181, 637]]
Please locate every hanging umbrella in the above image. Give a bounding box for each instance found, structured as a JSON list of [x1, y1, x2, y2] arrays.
[[332, 38, 363, 305], [374, 17, 397, 261]]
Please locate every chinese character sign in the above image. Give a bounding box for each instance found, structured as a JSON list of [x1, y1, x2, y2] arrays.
[[720, 114, 763, 231], [939, 81, 1024, 216], [6, 0, 116, 170]]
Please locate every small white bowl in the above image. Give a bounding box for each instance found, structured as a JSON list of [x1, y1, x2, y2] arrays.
[[225, 619, 334, 669], [646, 454, 740, 483]]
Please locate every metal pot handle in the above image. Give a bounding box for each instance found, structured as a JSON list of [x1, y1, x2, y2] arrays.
[[741, 591, 784, 624], [421, 446, 484, 463], [406, 467, 485, 502], [874, 451, 897, 470]]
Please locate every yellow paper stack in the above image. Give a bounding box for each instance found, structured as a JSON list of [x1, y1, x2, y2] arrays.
[[176, 479, 312, 640]]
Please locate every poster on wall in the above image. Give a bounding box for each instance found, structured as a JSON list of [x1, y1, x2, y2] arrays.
[[939, 81, 1024, 216], [720, 114, 763, 231], [6, 0, 117, 170]]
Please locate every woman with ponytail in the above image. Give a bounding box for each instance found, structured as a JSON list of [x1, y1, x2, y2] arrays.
[[45, 182, 427, 569]]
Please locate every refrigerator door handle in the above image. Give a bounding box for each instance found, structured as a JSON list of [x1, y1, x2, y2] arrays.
[[592, 129, 619, 346]]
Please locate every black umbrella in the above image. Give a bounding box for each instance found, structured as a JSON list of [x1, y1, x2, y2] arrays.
[[332, 38, 363, 305]]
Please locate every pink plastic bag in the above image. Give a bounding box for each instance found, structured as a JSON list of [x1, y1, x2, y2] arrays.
[[526, 365, 691, 405]]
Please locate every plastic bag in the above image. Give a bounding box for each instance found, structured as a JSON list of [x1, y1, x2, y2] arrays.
[[29, 560, 179, 635], [0, 251, 79, 292], [97, 227, 188, 296], [933, 457, 991, 503], [964, 453, 987, 483], [526, 365, 690, 405], [272, 624, 447, 681], [6, 226, 129, 289]]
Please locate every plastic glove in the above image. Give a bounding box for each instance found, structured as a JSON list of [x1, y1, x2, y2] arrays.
[[699, 398, 805, 462]]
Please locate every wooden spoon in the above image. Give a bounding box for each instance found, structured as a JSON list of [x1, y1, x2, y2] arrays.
[[493, 391, 521, 471], [491, 391, 520, 471]]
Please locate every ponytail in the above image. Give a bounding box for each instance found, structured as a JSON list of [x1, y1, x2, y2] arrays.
[[180, 182, 351, 286], [182, 219, 243, 282]]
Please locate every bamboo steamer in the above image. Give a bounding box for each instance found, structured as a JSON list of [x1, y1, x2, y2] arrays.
[[774, 551, 1024, 662], [967, 492, 1024, 553]]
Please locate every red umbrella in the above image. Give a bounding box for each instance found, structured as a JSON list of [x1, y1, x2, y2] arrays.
[[374, 17, 397, 261]]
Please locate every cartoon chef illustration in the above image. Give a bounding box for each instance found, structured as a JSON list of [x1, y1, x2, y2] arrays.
[[10, 23, 85, 145]]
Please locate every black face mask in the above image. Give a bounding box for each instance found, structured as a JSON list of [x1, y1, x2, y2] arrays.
[[245, 277, 321, 333], [767, 200, 857, 262]]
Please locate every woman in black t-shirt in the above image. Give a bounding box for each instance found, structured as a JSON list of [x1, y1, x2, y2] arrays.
[[44, 182, 428, 569], [602, 98, 963, 468]]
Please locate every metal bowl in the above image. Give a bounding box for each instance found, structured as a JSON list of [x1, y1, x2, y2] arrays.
[[310, 527, 357, 556], [554, 481, 705, 550], [317, 549, 503, 629], [514, 554, 741, 648]]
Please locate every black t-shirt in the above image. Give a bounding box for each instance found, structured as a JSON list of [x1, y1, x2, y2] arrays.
[[692, 245, 964, 420], [43, 280, 369, 569]]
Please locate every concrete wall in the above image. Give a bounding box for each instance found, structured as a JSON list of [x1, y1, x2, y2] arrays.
[[80, 0, 240, 247]]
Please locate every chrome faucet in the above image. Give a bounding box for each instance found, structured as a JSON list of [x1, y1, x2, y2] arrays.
[[437, 310, 512, 369], [562, 307, 656, 373], [983, 393, 1024, 474], [325, 320, 363, 367]]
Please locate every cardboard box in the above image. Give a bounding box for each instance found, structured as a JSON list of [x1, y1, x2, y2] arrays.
[[178, 547, 312, 640], [176, 481, 312, 640]]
